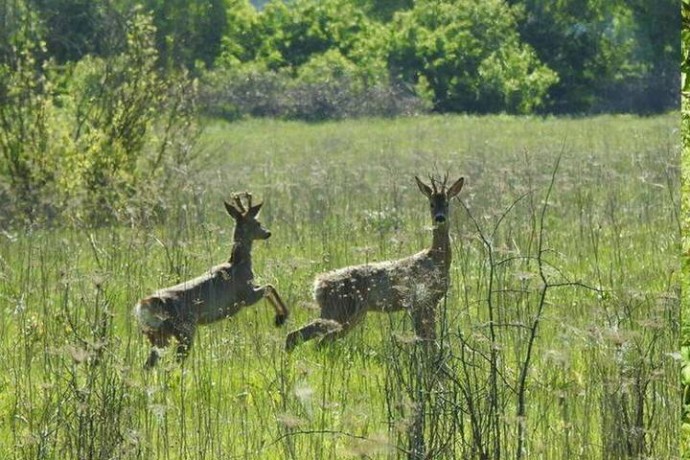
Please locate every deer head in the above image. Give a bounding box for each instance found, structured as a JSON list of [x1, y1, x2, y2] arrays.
[[224, 192, 272, 242], [415, 175, 464, 225]]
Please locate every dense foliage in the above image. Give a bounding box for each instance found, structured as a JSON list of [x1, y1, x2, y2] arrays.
[[207, 0, 678, 117], [6, 0, 678, 117], [512, 0, 678, 113], [0, 3, 198, 226], [387, 0, 557, 113]]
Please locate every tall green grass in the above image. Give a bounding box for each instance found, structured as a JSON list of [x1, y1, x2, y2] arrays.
[[1, 113, 679, 459]]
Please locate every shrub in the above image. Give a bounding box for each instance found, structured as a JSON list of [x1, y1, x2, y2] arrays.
[[199, 62, 290, 119], [0, 5, 59, 222], [200, 59, 426, 122], [0, 6, 200, 227], [205, 0, 420, 121]]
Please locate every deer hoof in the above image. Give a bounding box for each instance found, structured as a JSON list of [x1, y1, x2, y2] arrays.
[[275, 314, 287, 327], [144, 350, 159, 370]]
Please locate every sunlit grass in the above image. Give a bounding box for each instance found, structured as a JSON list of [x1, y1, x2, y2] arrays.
[[0, 113, 679, 459]]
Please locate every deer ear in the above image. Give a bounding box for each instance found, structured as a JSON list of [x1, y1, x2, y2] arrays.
[[415, 176, 432, 197], [447, 177, 464, 198], [248, 202, 263, 218], [224, 201, 242, 220]]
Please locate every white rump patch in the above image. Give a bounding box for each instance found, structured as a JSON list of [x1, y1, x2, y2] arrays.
[[134, 302, 167, 330]]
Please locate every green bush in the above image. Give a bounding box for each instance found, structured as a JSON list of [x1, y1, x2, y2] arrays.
[[0, 6, 199, 226], [288, 49, 397, 120], [254, 0, 377, 70]]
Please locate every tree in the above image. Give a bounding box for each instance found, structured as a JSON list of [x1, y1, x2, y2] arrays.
[[353, 0, 413, 22], [626, 0, 680, 112], [132, 0, 227, 69], [216, 0, 261, 66], [388, 0, 557, 113], [30, 0, 107, 63], [253, 0, 384, 74], [0, 0, 56, 219], [0, 4, 199, 224], [512, 0, 678, 113]]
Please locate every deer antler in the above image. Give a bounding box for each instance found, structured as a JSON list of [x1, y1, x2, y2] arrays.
[[430, 173, 450, 194], [428, 175, 438, 194], [232, 193, 247, 213]]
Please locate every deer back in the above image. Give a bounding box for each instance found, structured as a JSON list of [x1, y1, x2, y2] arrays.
[[151, 262, 259, 325], [314, 249, 447, 319]]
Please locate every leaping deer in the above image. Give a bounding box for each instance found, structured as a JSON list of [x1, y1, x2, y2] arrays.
[[285, 175, 464, 351], [134, 193, 289, 369]]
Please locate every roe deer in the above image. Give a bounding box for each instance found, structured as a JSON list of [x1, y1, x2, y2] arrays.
[[285, 175, 464, 351], [134, 193, 289, 369]]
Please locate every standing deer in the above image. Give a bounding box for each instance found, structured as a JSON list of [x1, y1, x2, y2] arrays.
[[134, 193, 289, 369], [285, 175, 464, 351]]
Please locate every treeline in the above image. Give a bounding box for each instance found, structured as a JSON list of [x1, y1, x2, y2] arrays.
[[211, 0, 678, 117], [9, 0, 679, 117], [0, 0, 679, 225]]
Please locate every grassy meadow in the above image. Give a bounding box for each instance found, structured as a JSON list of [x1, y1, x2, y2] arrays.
[[0, 114, 680, 459]]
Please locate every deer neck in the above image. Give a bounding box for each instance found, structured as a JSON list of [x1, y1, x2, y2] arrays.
[[229, 240, 253, 268], [430, 223, 451, 269]]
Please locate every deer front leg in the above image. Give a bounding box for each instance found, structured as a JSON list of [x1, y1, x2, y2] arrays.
[[412, 303, 437, 343], [255, 284, 289, 326], [144, 328, 171, 370]]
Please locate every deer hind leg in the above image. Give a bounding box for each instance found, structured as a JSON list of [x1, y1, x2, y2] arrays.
[[285, 319, 343, 352], [316, 311, 366, 348], [285, 308, 368, 352], [173, 323, 196, 364]]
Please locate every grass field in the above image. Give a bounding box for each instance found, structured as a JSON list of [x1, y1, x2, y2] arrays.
[[0, 113, 680, 459]]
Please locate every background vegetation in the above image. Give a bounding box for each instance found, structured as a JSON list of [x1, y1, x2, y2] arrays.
[[4, 0, 681, 118], [0, 0, 679, 226]]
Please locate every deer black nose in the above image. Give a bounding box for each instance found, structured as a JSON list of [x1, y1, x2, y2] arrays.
[[434, 214, 446, 223], [265, 231, 272, 239]]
